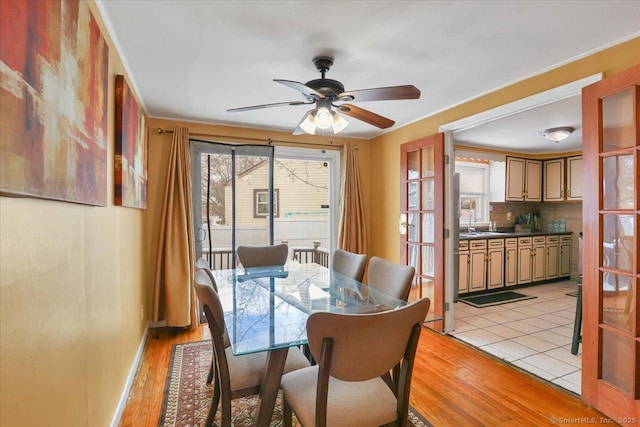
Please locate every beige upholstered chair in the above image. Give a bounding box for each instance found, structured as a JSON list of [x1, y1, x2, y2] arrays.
[[332, 248, 367, 282], [236, 243, 289, 268], [194, 270, 309, 427], [366, 256, 415, 301], [280, 297, 431, 427]]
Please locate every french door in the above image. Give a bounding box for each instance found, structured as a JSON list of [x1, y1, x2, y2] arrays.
[[582, 64, 639, 423], [190, 141, 275, 268], [400, 133, 445, 330]]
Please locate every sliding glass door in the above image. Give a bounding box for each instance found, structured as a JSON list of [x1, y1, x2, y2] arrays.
[[190, 141, 275, 269]]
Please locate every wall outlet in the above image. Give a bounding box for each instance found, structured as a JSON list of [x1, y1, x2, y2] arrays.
[[140, 305, 144, 321], [507, 211, 512, 220]]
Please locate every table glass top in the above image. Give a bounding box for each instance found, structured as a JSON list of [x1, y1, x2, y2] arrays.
[[211, 263, 408, 355]]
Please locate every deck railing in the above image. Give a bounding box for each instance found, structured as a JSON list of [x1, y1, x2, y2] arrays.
[[203, 241, 329, 270]]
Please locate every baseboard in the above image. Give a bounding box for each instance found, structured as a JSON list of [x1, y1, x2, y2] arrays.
[[110, 322, 149, 427]]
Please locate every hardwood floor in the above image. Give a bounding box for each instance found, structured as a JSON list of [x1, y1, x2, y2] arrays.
[[119, 325, 609, 426]]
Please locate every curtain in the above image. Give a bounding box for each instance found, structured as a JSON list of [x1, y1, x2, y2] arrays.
[[338, 142, 367, 254], [152, 127, 198, 329]]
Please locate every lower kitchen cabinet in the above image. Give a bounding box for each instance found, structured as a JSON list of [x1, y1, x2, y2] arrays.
[[505, 238, 518, 286], [532, 236, 546, 282], [559, 235, 572, 276], [517, 237, 533, 284], [546, 235, 560, 280], [469, 240, 488, 292], [458, 240, 470, 294], [487, 239, 504, 289]]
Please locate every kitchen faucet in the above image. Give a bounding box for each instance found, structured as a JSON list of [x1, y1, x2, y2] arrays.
[[467, 210, 475, 233]]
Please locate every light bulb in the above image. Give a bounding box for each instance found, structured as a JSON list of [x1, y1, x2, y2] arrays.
[[299, 113, 316, 135], [331, 112, 348, 134], [315, 107, 333, 129]]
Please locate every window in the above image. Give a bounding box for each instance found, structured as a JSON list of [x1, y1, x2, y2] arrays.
[[456, 161, 489, 224], [253, 189, 279, 218]]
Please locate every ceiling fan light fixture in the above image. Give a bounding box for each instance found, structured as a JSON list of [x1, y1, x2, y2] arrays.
[[541, 126, 575, 143], [315, 107, 333, 129], [331, 112, 349, 133], [299, 113, 317, 135]]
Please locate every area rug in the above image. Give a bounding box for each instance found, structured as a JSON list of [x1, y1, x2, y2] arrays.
[[459, 290, 537, 308], [159, 340, 433, 426]]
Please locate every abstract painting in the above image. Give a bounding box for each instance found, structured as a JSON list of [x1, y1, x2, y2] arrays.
[[115, 75, 147, 209], [0, 0, 109, 206]]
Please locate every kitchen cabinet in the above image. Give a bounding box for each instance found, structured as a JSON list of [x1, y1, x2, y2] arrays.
[[469, 240, 488, 292], [559, 235, 572, 276], [487, 239, 504, 289], [458, 240, 470, 294], [545, 235, 559, 279], [517, 237, 533, 284], [532, 236, 546, 282], [505, 238, 518, 287], [505, 157, 542, 202], [566, 155, 583, 200], [543, 159, 565, 201]]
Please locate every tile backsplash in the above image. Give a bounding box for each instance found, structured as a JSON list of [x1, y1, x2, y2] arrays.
[[490, 201, 582, 280]]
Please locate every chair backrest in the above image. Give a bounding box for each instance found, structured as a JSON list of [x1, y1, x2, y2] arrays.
[[367, 256, 415, 301], [236, 243, 289, 268], [195, 256, 218, 291], [332, 249, 367, 282], [306, 297, 430, 382], [194, 269, 229, 347]]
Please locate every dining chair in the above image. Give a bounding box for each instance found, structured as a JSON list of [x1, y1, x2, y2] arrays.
[[196, 256, 218, 291], [367, 256, 415, 301], [280, 297, 431, 427], [194, 269, 310, 427], [332, 248, 367, 282], [236, 243, 289, 268]]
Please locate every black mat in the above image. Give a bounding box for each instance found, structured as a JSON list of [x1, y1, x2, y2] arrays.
[[566, 291, 578, 297], [459, 291, 537, 308]]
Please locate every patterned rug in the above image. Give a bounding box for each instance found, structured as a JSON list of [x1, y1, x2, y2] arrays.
[[159, 340, 432, 426]]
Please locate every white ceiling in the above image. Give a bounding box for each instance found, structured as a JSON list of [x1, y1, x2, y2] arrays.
[[96, 0, 640, 144]]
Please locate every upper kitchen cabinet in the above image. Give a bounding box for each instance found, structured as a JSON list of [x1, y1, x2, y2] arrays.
[[543, 158, 565, 201], [566, 155, 583, 200], [505, 157, 542, 201]]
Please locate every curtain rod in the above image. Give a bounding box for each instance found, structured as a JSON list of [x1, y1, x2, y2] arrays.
[[155, 127, 357, 150]]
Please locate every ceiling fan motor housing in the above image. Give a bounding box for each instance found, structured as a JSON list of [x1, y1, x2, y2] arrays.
[[304, 78, 345, 99]]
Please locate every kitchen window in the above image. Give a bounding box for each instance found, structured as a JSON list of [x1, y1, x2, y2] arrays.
[[456, 161, 489, 225], [253, 189, 279, 218]]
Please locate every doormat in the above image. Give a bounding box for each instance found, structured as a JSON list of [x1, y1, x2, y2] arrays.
[[459, 291, 536, 308], [566, 291, 578, 297]]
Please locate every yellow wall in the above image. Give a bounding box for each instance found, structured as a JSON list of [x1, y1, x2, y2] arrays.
[[0, 2, 147, 425], [369, 37, 640, 262]]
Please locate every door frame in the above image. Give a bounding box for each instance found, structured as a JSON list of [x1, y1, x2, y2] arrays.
[[438, 73, 602, 333]]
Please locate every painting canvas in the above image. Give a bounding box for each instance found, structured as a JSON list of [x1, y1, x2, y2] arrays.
[[0, 0, 109, 206], [115, 75, 147, 209]]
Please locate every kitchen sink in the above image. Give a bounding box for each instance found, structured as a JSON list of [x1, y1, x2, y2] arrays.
[[459, 231, 508, 237]]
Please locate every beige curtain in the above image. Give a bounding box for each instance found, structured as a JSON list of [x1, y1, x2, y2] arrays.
[[338, 142, 367, 253], [152, 127, 198, 329]]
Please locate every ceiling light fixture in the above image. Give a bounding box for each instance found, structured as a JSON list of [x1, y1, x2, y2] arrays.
[[541, 126, 575, 143], [297, 99, 349, 135]]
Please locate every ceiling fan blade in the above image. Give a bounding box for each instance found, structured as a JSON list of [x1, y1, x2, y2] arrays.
[[227, 100, 311, 113], [338, 104, 395, 129], [274, 79, 325, 99], [339, 85, 420, 102]]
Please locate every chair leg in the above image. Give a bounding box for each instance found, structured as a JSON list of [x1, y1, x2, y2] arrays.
[[283, 397, 293, 427], [207, 361, 214, 384], [571, 281, 583, 355]]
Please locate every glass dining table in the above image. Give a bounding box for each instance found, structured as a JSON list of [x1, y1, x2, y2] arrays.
[[210, 262, 409, 427]]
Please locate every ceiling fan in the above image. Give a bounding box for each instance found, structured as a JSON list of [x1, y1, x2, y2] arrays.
[[227, 56, 421, 135]]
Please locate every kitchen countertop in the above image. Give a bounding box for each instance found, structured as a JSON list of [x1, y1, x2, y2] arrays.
[[459, 230, 573, 240]]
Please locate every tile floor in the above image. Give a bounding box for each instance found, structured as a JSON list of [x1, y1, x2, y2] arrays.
[[450, 280, 582, 394]]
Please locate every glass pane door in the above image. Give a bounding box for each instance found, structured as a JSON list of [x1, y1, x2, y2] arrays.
[[401, 134, 444, 330], [190, 141, 275, 269], [582, 65, 639, 422]]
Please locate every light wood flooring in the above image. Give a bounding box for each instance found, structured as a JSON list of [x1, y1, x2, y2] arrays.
[[119, 324, 610, 426]]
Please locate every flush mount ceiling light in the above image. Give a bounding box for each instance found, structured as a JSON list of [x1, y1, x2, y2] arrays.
[[541, 126, 575, 143]]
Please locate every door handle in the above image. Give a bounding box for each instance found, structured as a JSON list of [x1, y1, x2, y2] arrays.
[[197, 227, 207, 243], [399, 214, 407, 235]]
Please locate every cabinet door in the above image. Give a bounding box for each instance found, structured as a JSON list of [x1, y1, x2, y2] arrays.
[[505, 157, 525, 201], [505, 246, 518, 286], [532, 244, 546, 281], [487, 248, 504, 289], [559, 242, 571, 276], [546, 243, 559, 279], [458, 251, 470, 294], [518, 246, 532, 284], [543, 159, 565, 201], [525, 159, 542, 201], [566, 156, 583, 200], [469, 250, 487, 291]]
